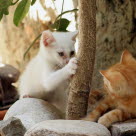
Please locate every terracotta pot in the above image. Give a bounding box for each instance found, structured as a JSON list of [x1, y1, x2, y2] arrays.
[[0, 110, 7, 120]]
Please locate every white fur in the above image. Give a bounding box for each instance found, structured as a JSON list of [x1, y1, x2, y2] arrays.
[[19, 30, 78, 113]]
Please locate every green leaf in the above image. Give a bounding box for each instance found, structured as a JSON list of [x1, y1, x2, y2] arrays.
[[13, 0, 31, 26], [0, 0, 19, 21], [0, 0, 12, 8], [3, 9, 9, 15], [0, 0, 13, 20], [0, 11, 3, 21], [51, 18, 70, 32], [50, 8, 78, 31], [31, 0, 36, 5]]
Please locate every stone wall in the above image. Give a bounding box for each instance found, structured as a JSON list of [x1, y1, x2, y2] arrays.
[[92, 0, 136, 89]]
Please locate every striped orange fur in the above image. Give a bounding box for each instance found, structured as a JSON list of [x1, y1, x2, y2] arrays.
[[83, 50, 136, 127]]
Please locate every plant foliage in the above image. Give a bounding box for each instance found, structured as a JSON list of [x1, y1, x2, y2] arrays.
[[0, 0, 19, 21], [14, 0, 31, 26], [0, 0, 78, 30], [31, 0, 36, 5], [50, 8, 78, 31], [50, 18, 70, 32]]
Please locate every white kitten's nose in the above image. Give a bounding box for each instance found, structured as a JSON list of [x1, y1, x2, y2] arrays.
[[66, 59, 70, 64]]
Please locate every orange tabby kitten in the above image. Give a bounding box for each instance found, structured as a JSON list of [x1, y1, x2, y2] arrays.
[[87, 89, 107, 112], [84, 50, 136, 127]]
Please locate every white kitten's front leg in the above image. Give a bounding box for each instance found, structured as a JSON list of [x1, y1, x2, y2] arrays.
[[43, 57, 78, 92]]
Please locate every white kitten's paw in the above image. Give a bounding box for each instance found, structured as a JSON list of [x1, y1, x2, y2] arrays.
[[20, 95, 33, 99], [66, 57, 78, 75], [22, 95, 32, 98]]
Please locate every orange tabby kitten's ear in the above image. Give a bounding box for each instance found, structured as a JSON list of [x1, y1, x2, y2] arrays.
[[99, 70, 109, 80], [100, 70, 113, 82], [100, 70, 107, 77], [42, 31, 56, 46], [120, 50, 135, 65]]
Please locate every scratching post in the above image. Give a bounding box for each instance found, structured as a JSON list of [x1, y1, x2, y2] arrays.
[[66, 0, 96, 119]]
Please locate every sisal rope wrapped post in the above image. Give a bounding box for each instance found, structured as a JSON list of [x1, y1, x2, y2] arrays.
[[66, 0, 96, 119]]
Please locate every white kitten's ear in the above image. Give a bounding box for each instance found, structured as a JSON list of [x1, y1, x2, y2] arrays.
[[72, 31, 78, 41], [42, 31, 56, 46]]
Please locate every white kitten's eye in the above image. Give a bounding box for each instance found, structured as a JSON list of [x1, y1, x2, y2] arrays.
[[70, 51, 75, 57], [58, 52, 64, 57]]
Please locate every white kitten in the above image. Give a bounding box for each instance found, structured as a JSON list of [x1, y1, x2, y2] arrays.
[[19, 30, 78, 113]]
